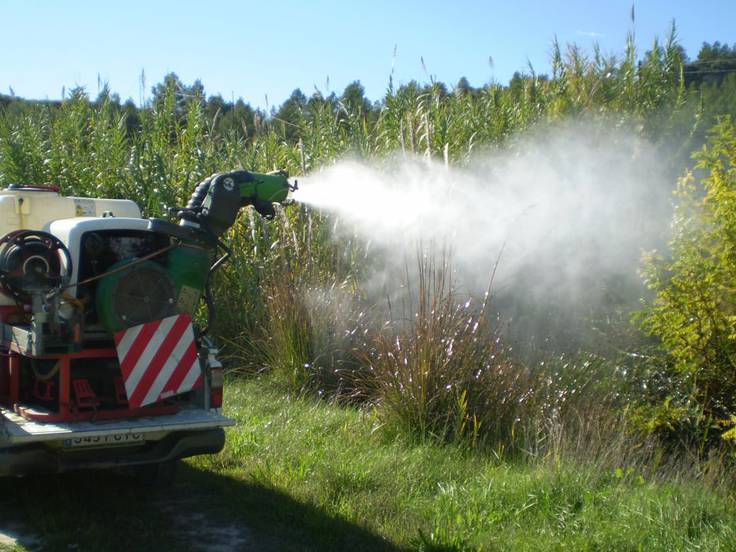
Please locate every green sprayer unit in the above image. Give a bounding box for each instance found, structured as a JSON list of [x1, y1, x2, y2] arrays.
[[0, 170, 295, 479]]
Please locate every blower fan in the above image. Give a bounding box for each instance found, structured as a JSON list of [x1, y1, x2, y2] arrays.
[[95, 260, 178, 332]]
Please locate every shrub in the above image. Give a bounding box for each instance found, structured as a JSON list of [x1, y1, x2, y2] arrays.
[[638, 117, 736, 440]]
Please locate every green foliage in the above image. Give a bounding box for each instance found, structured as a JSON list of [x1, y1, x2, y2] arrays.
[[639, 117, 736, 436], [247, 207, 364, 392]]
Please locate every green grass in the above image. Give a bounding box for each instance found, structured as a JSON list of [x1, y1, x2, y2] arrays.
[[191, 377, 736, 551], [0, 377, 734, 551]]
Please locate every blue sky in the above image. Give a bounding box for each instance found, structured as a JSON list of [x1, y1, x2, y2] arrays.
[[2, 1, 734, 109]]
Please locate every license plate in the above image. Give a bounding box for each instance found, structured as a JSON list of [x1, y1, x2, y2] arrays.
[[63, 433, 144, 449]]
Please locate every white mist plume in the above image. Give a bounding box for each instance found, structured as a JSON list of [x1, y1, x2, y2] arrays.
[[296, 121, 673, 354]]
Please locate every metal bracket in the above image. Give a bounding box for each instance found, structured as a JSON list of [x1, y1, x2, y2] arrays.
[[1, 322, 38, 356]]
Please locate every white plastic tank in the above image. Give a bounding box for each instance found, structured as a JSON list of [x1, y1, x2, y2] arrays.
[[0, 187, 141, 238], [0, 186, 142, 306]]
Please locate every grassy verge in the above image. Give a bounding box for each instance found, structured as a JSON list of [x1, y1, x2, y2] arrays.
[[191, 377, 736, 551], [1, 377, 734, 551]]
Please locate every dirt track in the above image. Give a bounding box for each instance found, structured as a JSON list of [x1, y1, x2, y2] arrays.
[[0, 466, 298, 552]]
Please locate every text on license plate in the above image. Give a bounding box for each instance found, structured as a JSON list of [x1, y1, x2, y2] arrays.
[[63, 433, 144, 448]]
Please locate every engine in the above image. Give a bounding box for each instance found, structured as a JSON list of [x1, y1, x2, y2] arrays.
[[0, 216, 213, 352]]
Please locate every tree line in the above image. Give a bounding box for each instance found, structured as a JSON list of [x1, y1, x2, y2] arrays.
[[2, 40, 735, 146]]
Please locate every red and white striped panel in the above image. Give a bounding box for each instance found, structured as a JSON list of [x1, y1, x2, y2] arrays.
[[114, 314, 203, 409]]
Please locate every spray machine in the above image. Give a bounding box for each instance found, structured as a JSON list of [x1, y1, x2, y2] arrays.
[[0, 171, 295, 476]]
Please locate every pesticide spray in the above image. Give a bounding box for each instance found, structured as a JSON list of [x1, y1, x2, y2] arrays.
[[295, 121, 674, 358]]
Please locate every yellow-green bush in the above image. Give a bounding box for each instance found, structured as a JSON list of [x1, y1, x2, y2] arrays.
[[639, 117, 736, 440]]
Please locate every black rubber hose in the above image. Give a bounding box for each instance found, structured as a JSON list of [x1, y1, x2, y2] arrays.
[[185, 175, 215, 209]]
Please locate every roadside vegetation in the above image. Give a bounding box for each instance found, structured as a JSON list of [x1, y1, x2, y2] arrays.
[[2, 27, 736, 550]]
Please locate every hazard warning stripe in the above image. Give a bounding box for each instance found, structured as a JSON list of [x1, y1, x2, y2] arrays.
[[115, 323, 142, 360], [177, 357, 203, 394], [163, 342, 198, 396], [120, 318, 168, 393], [114, 314, 203, 409], [130, 315, 190, 403], [135, 322, 196, 407]]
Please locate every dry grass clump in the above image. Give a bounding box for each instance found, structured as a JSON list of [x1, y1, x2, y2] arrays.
[[351, 252, 528, 446]]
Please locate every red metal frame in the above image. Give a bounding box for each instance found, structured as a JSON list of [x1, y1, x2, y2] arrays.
[[0, 305, 24, 321], [2, 345, 180, 422], [1, 306, 22, 405], [8, 353, 20, 407], [8, 344, 117, 359], [0, 355, 7, 402]]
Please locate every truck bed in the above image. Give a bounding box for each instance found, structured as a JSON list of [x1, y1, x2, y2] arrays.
[[0, 407, 234, 445]]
